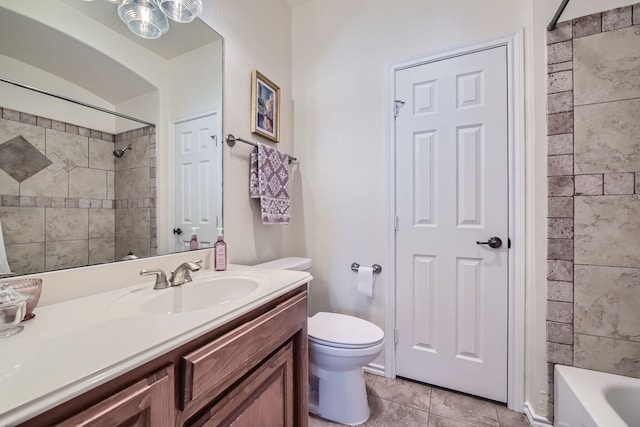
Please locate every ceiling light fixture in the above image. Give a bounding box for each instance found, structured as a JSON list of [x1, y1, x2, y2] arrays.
[[155, 0, 203, 23], [117, 0, 169, 39]]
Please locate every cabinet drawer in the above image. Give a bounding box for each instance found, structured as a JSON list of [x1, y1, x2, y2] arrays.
[[180, 291, 306, 410]]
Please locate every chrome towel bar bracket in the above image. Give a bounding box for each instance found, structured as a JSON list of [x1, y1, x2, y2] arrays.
[[351, 263, 382, 275], [225, 134, 297, 164]]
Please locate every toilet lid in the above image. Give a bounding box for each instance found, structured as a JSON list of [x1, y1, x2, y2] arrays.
[[308, 312, 384, 348]]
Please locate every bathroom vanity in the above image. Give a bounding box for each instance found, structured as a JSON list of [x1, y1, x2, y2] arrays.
[[0, 267, 310, 427]]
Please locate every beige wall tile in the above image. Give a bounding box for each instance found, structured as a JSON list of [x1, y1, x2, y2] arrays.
[[0, 207, 45, 244], [46, 129, 88, 169], [604, 173, 635, 195], [548, 260, 573, 281], [548, 61, 573, 73], [575, 334, 640, 378], [548, 155, 573, 176], [575, 174, 603, 196], [575, 27, 640, 106], [548, 41, 573, 64], [575, 99, 640, 174], [547, 71, 573, 94], [548, 238, 573, 260], [20, 169, 69, 198], [602, 6, 633, 32], [46, 208, 89, 241], [5, 243, 45, 275], [0, 118, 46, 154], [548, 176, 574, 197], [575, 196, 640, 268], [45, 240, 88, 270], [547, 322, 573, 345], [69, 168, 107, 199], [548, 218, 573, 239], [115, 208, 150, 239], [573, 13, 602, 38], [548, 280, 573, 302], [547, 91, 573, 114], [115, 168, 149, 199], [89, 209, 115, 239], [548, 342, 573, 365], [575, 265, 640, 342], [0, 169, 19, 195], [89, 238, 115, 265], [107, 171, 115, 200], [89, 138, 115, 171], [548, 197, 573, 218], [547, 301, 573, 323]]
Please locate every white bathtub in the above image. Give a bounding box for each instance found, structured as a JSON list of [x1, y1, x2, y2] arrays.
[[555, 365, 640, 427]]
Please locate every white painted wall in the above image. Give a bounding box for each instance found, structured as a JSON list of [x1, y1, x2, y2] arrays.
[[195, 0, 294, 265], [292, 0, 637, 419]]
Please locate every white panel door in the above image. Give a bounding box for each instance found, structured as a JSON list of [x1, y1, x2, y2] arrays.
[[395, 46, 509, 402], [173, 113, 221, 252]]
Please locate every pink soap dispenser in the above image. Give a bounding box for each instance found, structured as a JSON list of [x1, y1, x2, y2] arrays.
[[214, 228, 227, 271], [189, 227, 200, 251]]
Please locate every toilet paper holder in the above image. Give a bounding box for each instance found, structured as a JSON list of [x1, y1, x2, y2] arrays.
[[351, 263, 382, 275]]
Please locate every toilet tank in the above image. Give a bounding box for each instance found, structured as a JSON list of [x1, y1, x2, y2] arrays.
[[254, 257, 312, 271]]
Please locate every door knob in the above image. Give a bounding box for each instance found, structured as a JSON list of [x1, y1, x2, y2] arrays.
[[476, 237, 502, 249], [173, 227, 183, 235]]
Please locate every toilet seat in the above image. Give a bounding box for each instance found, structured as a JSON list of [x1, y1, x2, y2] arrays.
[[308, 312, 384, 349]]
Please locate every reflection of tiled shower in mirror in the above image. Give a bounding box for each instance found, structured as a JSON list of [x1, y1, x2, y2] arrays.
[[0, 105, 156, 275]]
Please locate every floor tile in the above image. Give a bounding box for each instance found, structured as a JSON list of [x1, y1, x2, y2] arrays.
[[429, 414, 481, 427], [363, 396, 430, 426], [370, 376, 431, 411], [309, 413, 343, 426], [364, 372, 378, 396], [429, 389, 500, 427], [495, 405, 530, 427]]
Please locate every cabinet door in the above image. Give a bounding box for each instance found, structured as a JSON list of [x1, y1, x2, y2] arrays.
[[56, 365, 174, 427], [186, 343, 294, 427]]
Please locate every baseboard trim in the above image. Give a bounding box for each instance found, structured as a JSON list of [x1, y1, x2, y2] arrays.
[[363, 363, 385, 376], [524, 402, 552, 427]]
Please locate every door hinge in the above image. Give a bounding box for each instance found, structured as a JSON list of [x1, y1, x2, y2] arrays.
[[393, 100, 405, 118], [394, 327, 398, 345], [394, 216, 399, 231], [210, 134, 217, 145], [508, 237, 511, 249]]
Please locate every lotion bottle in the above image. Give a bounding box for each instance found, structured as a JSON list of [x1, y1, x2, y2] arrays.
[[189, 227, 200, 251], [214, 228, 227, 271]]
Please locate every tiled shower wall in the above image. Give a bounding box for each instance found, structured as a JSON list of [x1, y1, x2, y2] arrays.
[[0, 106, 155, 274], [546, 4, 640, 418]]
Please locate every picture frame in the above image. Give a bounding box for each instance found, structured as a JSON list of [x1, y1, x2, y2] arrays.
[[251, 70, 280, 143]]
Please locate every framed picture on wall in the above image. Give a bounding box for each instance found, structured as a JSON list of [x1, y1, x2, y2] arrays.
[[251, 70, 280, 143]]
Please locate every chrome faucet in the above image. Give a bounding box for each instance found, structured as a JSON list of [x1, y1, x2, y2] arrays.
[[168, 260, 202, 286], [140, 259, 202, 289]]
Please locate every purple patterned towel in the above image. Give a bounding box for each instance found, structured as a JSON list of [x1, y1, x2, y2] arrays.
[[249, 143, 290, 224]]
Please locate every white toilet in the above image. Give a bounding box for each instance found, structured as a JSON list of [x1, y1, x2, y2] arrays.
[[254, 257, 384, 425]]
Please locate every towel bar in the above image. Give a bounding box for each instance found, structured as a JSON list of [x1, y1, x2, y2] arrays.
[[226, 134, 297, 164], [351, 263, 382, 275]]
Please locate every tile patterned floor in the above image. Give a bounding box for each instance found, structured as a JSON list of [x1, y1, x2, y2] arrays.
[[309, 373, 530, 427]]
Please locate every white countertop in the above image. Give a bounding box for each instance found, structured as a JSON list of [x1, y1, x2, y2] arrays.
[[0, 266, 311, 426]]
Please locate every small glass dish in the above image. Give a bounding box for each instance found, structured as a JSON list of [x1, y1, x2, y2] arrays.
[[1, 278, 42, 320], [0, 288, 32, 338]]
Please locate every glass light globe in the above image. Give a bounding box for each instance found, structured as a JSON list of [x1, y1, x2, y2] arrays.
[[155, 0, 203, 23], [118, 0, 169, 39]]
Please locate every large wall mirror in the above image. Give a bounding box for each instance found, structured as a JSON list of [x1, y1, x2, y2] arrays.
[[0, 0, 223, 276]]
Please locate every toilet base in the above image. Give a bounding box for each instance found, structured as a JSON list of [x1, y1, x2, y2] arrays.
[[309, 365, 370, 425]]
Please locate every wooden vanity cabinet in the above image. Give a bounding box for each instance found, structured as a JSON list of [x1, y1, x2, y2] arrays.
[[19, 286, 308, 427]]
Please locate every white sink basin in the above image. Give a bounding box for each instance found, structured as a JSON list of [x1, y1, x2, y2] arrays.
[[108, 272, 269, 316], [143, 277, 260, 314]]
